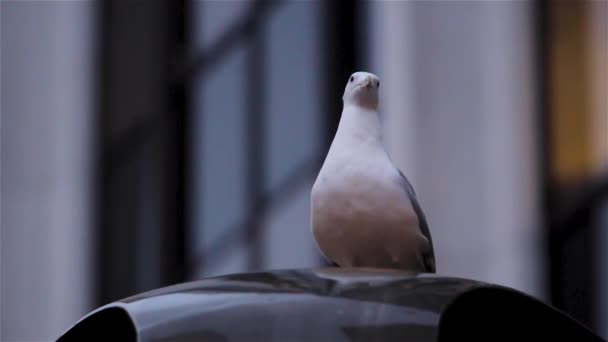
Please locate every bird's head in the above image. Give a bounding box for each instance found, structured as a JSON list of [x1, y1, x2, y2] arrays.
[[342, 71, 380, 110]]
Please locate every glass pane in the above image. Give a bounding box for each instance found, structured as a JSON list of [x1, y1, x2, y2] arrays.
[[190, 1, 323, 277], [263, 1, 322, 269], [191, 46, 248, 274], [265, 1, 322, 192], [193, 0, 251, 50]]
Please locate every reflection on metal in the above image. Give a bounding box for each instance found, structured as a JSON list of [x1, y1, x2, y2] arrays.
[[58, 268, 602, 341]]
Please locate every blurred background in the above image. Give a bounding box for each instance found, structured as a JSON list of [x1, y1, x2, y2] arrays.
[[1, 0, 607, 340]]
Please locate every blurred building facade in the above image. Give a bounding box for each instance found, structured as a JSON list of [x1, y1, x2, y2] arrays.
[[190, 0, 325, 278], [1, 1, 607, 341]]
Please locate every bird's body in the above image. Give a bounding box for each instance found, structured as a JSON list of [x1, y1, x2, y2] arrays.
[[311, 71, 435, 273]]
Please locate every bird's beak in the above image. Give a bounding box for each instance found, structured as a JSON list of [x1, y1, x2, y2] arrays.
[[364, 76, 372, 88]]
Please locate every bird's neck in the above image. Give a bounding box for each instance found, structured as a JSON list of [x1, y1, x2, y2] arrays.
[[336, 105, 383, 145]]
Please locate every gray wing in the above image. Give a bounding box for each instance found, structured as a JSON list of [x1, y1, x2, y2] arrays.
[[397, 169, 436, 273]]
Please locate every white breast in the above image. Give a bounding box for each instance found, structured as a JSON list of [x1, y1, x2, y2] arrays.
[[310, 106, 427, 270], [311, 141, 422, 268]]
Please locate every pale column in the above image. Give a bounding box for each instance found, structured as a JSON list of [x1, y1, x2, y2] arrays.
[[1, 2, 95, 340], [479, 1, 543, 299], [368, 1, 542, 299]]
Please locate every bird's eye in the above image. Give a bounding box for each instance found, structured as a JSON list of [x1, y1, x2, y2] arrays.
[[377, 81, 380, 88], [350, 76, 354, 82]]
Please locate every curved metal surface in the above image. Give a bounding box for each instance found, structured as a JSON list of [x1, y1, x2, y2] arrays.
[[57, 268, 603, 341]]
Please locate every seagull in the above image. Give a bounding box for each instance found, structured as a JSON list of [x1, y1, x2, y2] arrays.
[[311, 71, 436, 273]]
